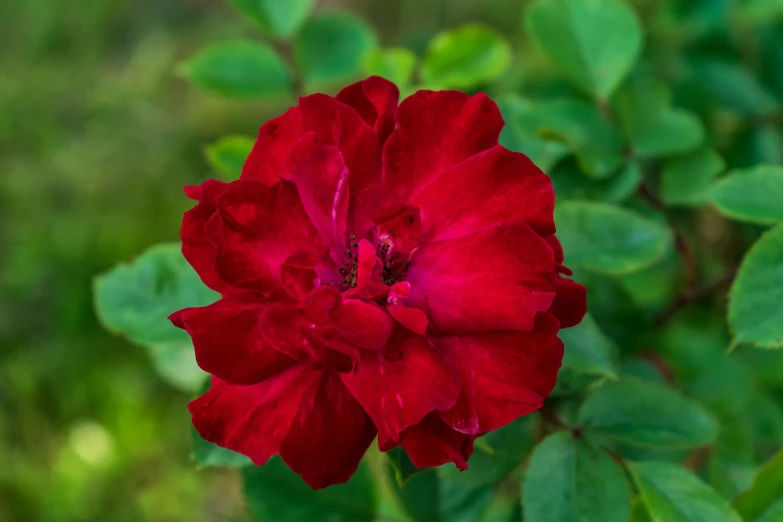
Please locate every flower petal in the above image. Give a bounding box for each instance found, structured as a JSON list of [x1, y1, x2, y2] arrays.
[[435, 313, 564, 434], [386, 282, 429, 335], [242, 106, 305, 184], [400, 414, 476, 470], [411, 145, 556, 240], [336, 76, 400, 144], [341, 327, 460, 449], [548, 276, 587, 329], [405, 223, 557, 332], [279, 370, 376, 486], [173, 300, 295, 385], [330, 299, 394, 350], [188, 369, 313, 466], [383, 90, 503, 203]]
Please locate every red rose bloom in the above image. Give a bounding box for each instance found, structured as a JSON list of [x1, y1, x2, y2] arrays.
[[171, 77, 586, 489]]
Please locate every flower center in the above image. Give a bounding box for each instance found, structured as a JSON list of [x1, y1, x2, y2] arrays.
[[334, 233, 410, 290]]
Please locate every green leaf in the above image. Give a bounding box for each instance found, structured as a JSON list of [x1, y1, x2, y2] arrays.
[[709, 165, 783, 225], [523, 432, 631, 522], [531, 99, 625, 178], [729, 223, 783, 348], [362, 48, 417, 88], [661, 148, 725, 206], [439, 415, 535, 486], [391, 469, 441, 522], [708, 410, 756, 500], [180, 40, 290, 98], [94, 243, 217, 391], [559, 313, 618, 378], [439, 482, 494, 522], [497, 96, 571, 172], [94, 243, 218, 346], [525, 0, 643, 99], [579, 377, 719, 448], [734, 451, 783, 521], [243, 456, 377, 522], [552, 366, 607, 397], [204, 135, 254, 181], [758, 498, 783, 522], [615, 76, 705, 158], [229, 0, 315, 38], [387, 447, 422, 486], [555, 202, 673, 275], [690, 58, 778, 115], [629, 461, 743, 522], [421, 24, 512, 89], [191, 426, 251, 468], [551, 160, 643, 203], [294, 11, 377, 89]]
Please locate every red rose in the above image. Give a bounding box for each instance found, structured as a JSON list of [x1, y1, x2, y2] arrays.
[[170, 76, 586, 489]]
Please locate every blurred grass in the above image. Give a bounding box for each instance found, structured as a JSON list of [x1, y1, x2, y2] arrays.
[[0, 0, 531, 520]]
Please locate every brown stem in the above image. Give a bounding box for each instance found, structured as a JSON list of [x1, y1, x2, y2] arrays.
[[654, 271, 735, 325]]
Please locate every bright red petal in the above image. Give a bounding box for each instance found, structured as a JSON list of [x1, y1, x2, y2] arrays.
[[435, 313, 564, 434], [382, 90, 503, 203], [242, 106, 305, 184], [279, 370, 376, 487], [341, 327, 460, 449], [412, 145, 556, 240], [400, 414, 476, 470], [330, 299, 394, 350], [173, 300, 295, 385], [405, 223, 557, 333], [336, 76, 400, 144], [548, 276, 587, 329]]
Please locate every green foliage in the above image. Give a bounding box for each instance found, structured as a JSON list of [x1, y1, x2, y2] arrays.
[[689, 58, 778, 116], [363, 48, 417, 89], [204, 134, 255, 181], [629, 461, 744, 522], [191, 427, 251, 469], [729, 223, 783, 348], [559, 313, 618, 379], [179, 40, 291, 98], [554, 202, 673, 275], [229, 0, 315, 38], [497, 96, 571, 172], [579, 377, 719, 448], [709, 165, 783, 225], [661, 148, 725, 206], [734, 450, 783, 521], [294, 11, 377, 89], [421, 24, 512, 89], [526, 0, 642, 100]]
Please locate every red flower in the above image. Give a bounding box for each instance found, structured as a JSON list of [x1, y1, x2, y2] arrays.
[[171, 77, 586, 489]]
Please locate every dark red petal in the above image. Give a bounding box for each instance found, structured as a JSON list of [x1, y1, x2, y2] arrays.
[[336, 76, 400, 144], [341, 327, 460, 449], [543, 234, 564, 264], [284, 133, 349, 252], [435, 313, 564, 434], [217, 179, 327, 279], [400, 414, 476, 470], [176, 300, 295, 385], [259, 302, 313, 361], [188, 370, 313, 466], [374, 204, 422, 260], [299, 464, 362, 490], [405, 223, 557, 333], [353, 239, 389, 300], [279, 370, 376, 485], [382, 90, 503, 204], [412, 145, 556, 240], [298, 94, 382, 234], [280, 253, 321, 301], [330, 299, 393, 350], [548, 276, 587, 329], [386, 282, 428, 335], [242, 106, 305, 184]]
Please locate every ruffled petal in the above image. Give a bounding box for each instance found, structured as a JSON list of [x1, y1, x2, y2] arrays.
[[411, 145, 556, 240], [435, 313, 564, 434], [340, 327, 460, 449], [298, 94, 382, 235], [329, 299, 394, 350], [279, 370, 376, 487], [242, 106, 305, 184], [188, 369, 313, 466], [171, 300, 295, 385], [400, 414, 476, 470], [382, 90, 503, 204], [386, 282, 428, 335], [548, 276, 587, 329], [405, 223, 558, 333], [336, 76, 400, 144]]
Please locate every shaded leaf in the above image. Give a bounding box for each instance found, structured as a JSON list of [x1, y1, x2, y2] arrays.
[[523, 432, 631, 522], [204, 135, 254, 181], [690, 57, 778, 115], [661, 148, 725, 206], [180, 40, 290, 98], [559, 313, 618, 378], [387, 447, 422, 486], [709, 165, 783, 225], [229, 0, 315, 38], [497, 96, 571, 172], [734, 451, 783, 521], [362, 48, 417, 88], [551, 160, 643, 203]]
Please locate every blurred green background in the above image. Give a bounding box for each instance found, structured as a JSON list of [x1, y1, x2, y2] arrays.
[[0, 1, 533, 520]]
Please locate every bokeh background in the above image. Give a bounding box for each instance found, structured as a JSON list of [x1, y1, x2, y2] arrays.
[[2, 0, 783, 520], [0, 1, 536, 520]]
